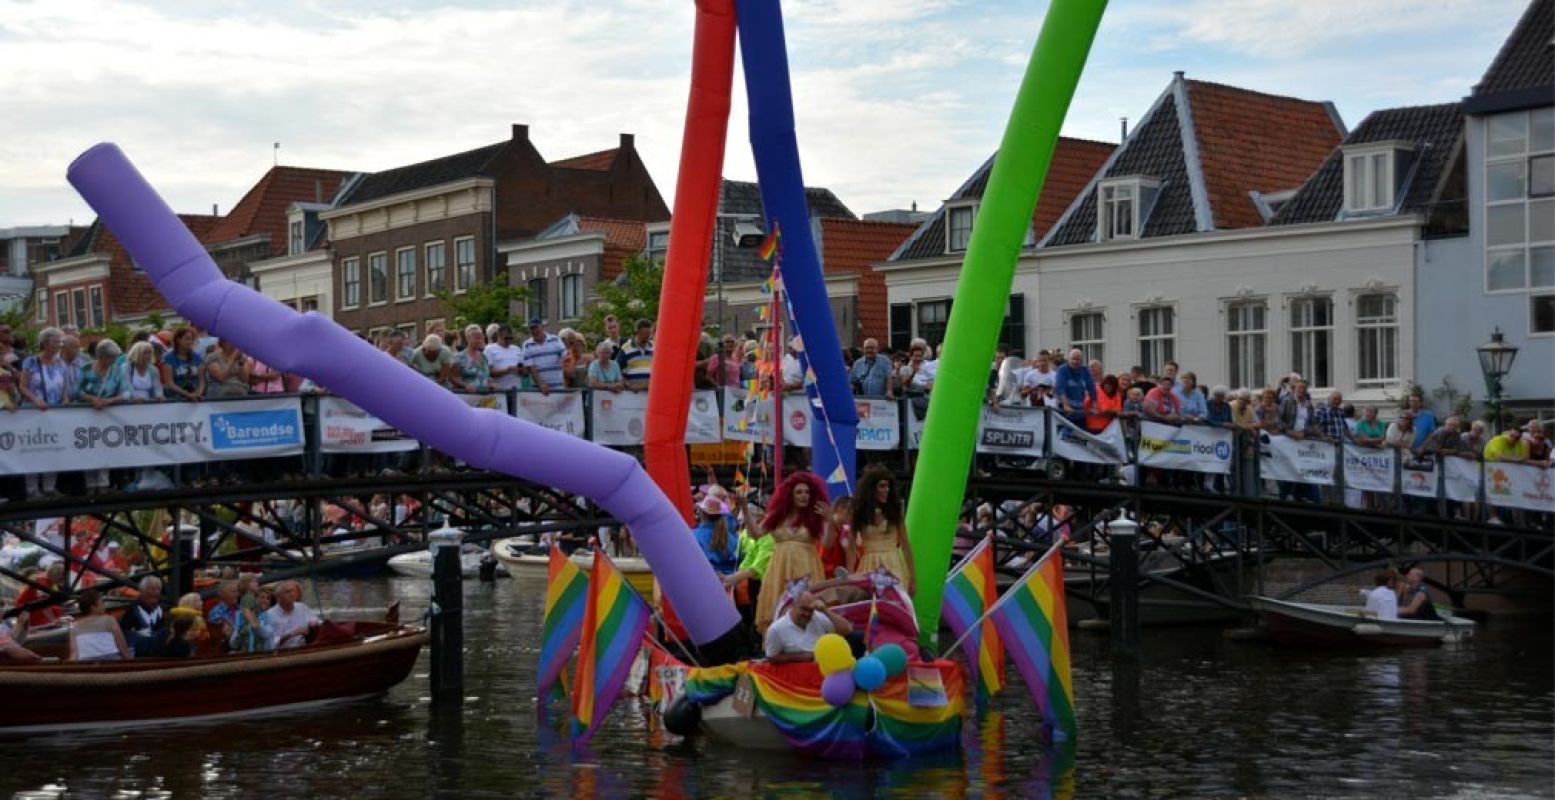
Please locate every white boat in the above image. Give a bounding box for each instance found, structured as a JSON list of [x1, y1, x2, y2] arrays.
[[385, 546, 507, 579], [1248, 595, 1476, 648], [492, 538, 655, 594]]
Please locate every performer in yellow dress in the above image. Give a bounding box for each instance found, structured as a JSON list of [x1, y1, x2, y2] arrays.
[[849, 466, 915, 594], [750, 471, 833, 632]]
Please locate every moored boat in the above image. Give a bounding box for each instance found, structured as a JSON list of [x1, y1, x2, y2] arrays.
[[386, 546, 507, 579], [493, 538, 654, 595], [1248, 595, 1475, 648]]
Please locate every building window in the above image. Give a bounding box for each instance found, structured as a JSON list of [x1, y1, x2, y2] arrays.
[[1486, 108, 1555, 292], [946, 205, 976, 253], [1225, 301, 1266, 390], [560, 273, 582, 319], [527, 278, 546, 322], [646, 228, 669, 262], [300, 296, 320, 313], [88, 286, 104, 329], [396, 248, 416, 300], [1342, 148, 1404, 213], [916, 300, 950, 350], [71, 289, 87, 329], [1069, 312, 1105, 365], [342, 257, 361, 308], [1289, 296, 1333, 388], [1098, 178, 1160, 242], [289, 219, 305, 255], [36, 290, 46, 323], [998, 293, 1026, 352], [397, 322, 418, 340], [1137, 306, 1174, 376], [455, 237, 476, 292], [425, 242, 446, 295], [54, 292, 69, 326], [1531, 295, 1554, 335], [368, 252, 388, 305], [1355, 293, 1398, 385]]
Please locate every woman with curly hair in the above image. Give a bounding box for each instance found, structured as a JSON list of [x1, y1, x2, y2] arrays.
[[751, 471, 833, 631], [849, 466, 915, 593]]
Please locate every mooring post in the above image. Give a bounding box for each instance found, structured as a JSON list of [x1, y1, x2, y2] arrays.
[[429, 526, 464, 702], [1108, 518, 1140, 657]]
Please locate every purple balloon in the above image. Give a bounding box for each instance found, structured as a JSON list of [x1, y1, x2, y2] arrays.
[[65, 143, 740, 646], [821, 669, 856, 707]]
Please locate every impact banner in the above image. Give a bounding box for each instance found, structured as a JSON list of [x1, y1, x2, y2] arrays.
[[512, 391, 586, 437], [723, 393, 898, 451], [1342, 445, 1396, 493], [595, 390, 721, 446], [1485, 461, 1555, 513], [1444, 457, 1482, 503], [1400, 457, 1440, 499], [974, 404, 1046, 458], [1259, 434, 1336, 485], [0, 397, 304, 474], [1138, 421, 1235, 474], [1051, 414, 1128, 465]]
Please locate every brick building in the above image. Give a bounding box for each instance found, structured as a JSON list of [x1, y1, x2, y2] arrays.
[[500, 214, 647, 328], [35, 214, 222, 329]]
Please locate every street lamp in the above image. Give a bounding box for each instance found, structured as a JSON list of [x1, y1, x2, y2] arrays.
[[1476, 327, 1519, 433]]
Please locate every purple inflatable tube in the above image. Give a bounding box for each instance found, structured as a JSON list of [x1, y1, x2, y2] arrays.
[[67, 143, 742, 648]]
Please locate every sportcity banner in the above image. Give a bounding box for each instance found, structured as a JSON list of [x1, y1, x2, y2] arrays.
[[512, 391, 586, 437], [973, 404, 1046, 458], [595, 390, 721, 446], [1444, 457, 1482, 504], [1137, 421, 1234, 474], [0, 397, 304, 474], [1484, 461, 1555, 513], [1342, 444, 1395, 493], [1259, 434, 1336, 485], [722, 393, 899, 451], [1050, 413, 1127, 465]]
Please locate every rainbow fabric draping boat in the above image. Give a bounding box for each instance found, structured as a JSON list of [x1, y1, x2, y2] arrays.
[[682, 660, 964, 759], [987, 544, 1076, 739], [942, 535, 1006, 702], [570, 553, 651, 746], [539, 546, 589, 700]]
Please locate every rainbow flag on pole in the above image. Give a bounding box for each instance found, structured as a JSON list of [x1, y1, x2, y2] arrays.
[[987, 542, 1075, 739], [942, 536, 1005, 703], [538, 545, 588, 701], [570, 552, 653, 747], [758, 221, 782, 262]]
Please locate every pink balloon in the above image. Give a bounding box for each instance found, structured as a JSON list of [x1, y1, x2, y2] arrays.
[[821, 669, 856, 707]]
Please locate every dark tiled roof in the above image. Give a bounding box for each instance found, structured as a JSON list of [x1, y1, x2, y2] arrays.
[[205, 166, 354, 257], [1272, 103, 1465, 226], [891, 137, 1115, 261], [343, 142, 506, 206], [1472, 0, 1554, 97], [714, 179, 856, 282]]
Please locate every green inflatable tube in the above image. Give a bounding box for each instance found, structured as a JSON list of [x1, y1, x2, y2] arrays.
[[908, 0, 1107, 644]]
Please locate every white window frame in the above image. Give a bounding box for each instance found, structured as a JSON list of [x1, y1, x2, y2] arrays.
[[424, 241, 446, 298], [1485, 109, 1555, 295], [645, 223, 670, 262], [454, 237, 476, 294], [1531, 293, 1554, 337], [341, 257, 361, 309], [395, 247, 417, 303], [1355, 292, 1399, 386], [397, 322, 418, 340], [88, 285, 105, 329], [36, 289, 47, 323], [1068, 311, 1105, 365], [559, 273, 583, 320], [288, 219, 305, 256], [1288, 294, 1334, 389], [916, 298, 951, 348], [71, 288, 87, 329], [527, 277, 546, 322], [945, 203, 976, 253], [1097, 177, 1159, 242], [1341, 143, 1406, 214], [367, 251, 389, 306], [1136, 304, 1175, 377], [1224, 299, 1267, 391], [54, 292, 69, 326]]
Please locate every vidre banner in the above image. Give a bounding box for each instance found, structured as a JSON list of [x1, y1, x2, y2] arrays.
[[1259, 434, 1336, 486], [974, 404, 1046, 458], [1138, 421, 1234, 474], [595, 390, 721, 446], [512, 391, 586, 437], [1485, 462, 1555, 513], [1051, 414, 1128, 465], [1342, 445, 1396, 493], [722, 393, 899, 451], [0, 397, 303, 474]]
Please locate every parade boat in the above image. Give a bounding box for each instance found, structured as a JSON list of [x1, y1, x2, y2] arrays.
[[0, 618, 426, 735], [1248, 595, 1476, 648]]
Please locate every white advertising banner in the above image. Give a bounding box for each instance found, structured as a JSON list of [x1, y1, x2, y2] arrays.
[[1342, 445, 1396, 493], [1444, 457, 1482, 503], [593, 390, 721, 446], [315, 396, 416, 454], [722, 393, 898, 451], [511, 391, 586, 437], [1138, 421, 1235, 474], [905, 401, 927, 450], [1485, 462, 1555, 513], [0, 397, 305, 474], [1258, 434, 1336, 485], [974, 404, 1047, 458], [1400, 457, 1440, 499], [722, 391, 780, 444], [686, 391, 724, 445], [456, 392, 507, 413], [1050, 414, 1128, 465]]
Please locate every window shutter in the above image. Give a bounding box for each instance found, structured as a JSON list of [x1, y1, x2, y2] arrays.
[[889, 303, 912, 351]]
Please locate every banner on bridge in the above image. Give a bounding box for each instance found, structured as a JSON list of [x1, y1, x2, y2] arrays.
[[1485, 462, 1555, 513], [0, 397, 304, 474], [723, 393, 899, 451], [1051, 414, 1127, 465], [594, 390, 721, 446], [973, 404, 1046, 458], [1400, 457, 1439, 499], [316, 396, 416, 454], [1137, 421, 1234, 474], [1444, 457, 1482, 503], [511, 391, 586, 437], [1258, 434, 1335, 485], [1342, 445, 1396, 493]]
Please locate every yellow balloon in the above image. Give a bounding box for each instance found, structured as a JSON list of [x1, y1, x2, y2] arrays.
[[814, 634, 855, 676]]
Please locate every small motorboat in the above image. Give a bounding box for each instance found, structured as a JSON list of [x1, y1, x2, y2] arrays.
[[492, 538, 654, 595], [1248, 595, 1476, 648], [386, 545, 507, 579]]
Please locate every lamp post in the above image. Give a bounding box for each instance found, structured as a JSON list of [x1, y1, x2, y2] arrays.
[[1476, 327, 1519, 433]]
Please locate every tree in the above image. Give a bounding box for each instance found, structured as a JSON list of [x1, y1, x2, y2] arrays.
[[435, 283, 531, 331], [578, 254, 663, 341]]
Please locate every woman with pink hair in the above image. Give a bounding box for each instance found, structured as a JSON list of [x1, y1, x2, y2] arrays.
[[750, 471, 833, 631]]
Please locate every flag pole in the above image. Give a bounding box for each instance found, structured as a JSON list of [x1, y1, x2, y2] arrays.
[[771, 266, 784, 483], [941, 539, 1064, 659]]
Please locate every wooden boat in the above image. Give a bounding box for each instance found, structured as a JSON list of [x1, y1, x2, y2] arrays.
[[0, 620, 426, 734], [1248, 595, 1476, 648], [492, 538, 655, 595], [385, 547, 507, 579]]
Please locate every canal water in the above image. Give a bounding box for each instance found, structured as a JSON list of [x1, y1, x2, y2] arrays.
[[2, 573, 1550, 799]]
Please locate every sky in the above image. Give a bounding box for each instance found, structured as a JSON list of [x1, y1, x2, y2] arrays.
[[0, 0, 1531, 227]]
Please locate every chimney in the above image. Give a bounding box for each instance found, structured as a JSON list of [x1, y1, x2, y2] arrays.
[[314, 179, 322, 203], [212, 203, 219, 216], [1173, 70, 1185, 81], [911, 200, 917, 212], [1120, 116, 1129, 141], [619, 132, 634, 150], [512, 123, 529, 141]]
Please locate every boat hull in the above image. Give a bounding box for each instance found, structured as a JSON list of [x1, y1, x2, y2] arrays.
[[1248, 596, 1475, 649], [386, 551, 507, 579]]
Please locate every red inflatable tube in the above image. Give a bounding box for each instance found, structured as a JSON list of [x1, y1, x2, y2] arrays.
[[644, 0, 738, 522]]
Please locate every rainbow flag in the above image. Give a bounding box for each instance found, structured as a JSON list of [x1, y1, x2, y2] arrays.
[[758, 222, 782, 262], [942, 535, 1005, 703], [987, 542, 1075, 739], [570, 552, 652, 746], [538, 545, 588, 701]]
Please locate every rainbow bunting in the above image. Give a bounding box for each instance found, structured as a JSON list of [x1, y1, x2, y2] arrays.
[[570, 552, 653, 746], [538, 545, 589, 701], [758, 304, 771, 321], [986, 543, 1075, 739], [942, 536, 1005, 703], [826, 463, 847, 485], [758, 223, 782, 262]]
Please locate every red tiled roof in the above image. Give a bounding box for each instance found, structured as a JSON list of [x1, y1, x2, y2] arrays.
[[77, 214, 224, 316], [550, 148, 619, 171], [1033, 138, 1115, 239], [205, 166, 354, 257], [1186, 80, 1343, 230], [819, 218, 918, 344], [577, 216, 650, 281]]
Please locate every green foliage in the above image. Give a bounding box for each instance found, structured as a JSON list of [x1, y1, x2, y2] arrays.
[[1430, 376, 1476, 421], [578, 254, 662, 342], [435, 282, 531, 331], [144, 311, 166, 332], [0, 304, 32, 338], [82, 323, 132, 351]]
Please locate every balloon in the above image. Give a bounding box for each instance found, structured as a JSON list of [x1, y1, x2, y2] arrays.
[[873, 643, 908, 678], [905, 0, 1107, 643], [821, 670, 857, 707], [852, 655, 886, 692], [814, 633, 855, 675]]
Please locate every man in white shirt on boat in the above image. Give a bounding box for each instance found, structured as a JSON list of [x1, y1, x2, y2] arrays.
[[1362, 572, 1399, 620], [764, 591, 853, 664], [264, 580, 320, 649]]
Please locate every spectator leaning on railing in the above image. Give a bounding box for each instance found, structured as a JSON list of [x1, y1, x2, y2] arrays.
[[1053, 348, 1096, 420], [849, 338, 893, 399], [524, 318, 568, 394], [411, 334, 454, 386], [451, 325, 491, 394], [1172, 371, 1207, 422], [484, 324, 526, 391], [615, 319, 653, 392], [1313, 390, 1349, 443], [1352, 405, 1387, 447]]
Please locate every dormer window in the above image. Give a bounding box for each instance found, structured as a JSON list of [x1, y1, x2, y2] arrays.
[[1097, 177, 1159, 242], [645, 223, 670, 262], [946, 203, 977, 253], [288, 219, 305, 255], [1343, 141, 1415, 214]]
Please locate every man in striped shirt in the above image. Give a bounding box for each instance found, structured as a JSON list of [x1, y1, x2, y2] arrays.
[[522, 317, 567, 395], [617, 319, 654, 391]]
